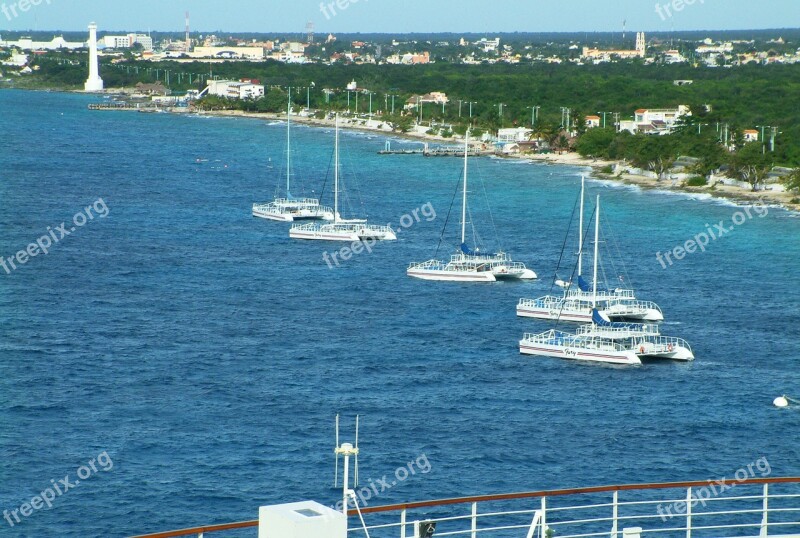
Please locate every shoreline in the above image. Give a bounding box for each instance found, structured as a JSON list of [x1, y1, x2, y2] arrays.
[[177, 107, 800, 213]]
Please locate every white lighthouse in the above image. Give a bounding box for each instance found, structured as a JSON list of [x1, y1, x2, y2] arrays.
[[84, 22, 104, 92]]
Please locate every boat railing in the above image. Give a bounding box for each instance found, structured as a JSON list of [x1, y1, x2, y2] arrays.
[[408, 259, 447, 271], [127, 477, 800, 538], [271, 197, 321, 205], [489, 261, 529, 271], [522, 330, 630, 352], [565, 288, 636, 301], [575, 323, 661, 339], [632, 335, 693, 353], [362, 224, 396, 233], [518, 296, 562, 309], [606, 300, 664, 314]]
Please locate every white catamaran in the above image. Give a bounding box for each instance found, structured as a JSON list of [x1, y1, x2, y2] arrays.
[[517, 177, 662, 322], [520, 196, 643, 366], [253, 91, 334, 222], [289, 115, 396, 242], [407, 131, 536, 282], [575, 309, 695, 361]]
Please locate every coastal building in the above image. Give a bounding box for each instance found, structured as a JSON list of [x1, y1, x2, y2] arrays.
[[582, 32, 646, 62], [585, 115, 601, 129], [743, 129, 760, 143], [498, 127, 533, 143], [133, 81, 170, 97], [404, 92, 449, 110], [206, 79, 265, 99], [619, 105, 690, 135]]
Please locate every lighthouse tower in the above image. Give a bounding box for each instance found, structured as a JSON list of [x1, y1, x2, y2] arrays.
[[84, 22, 104, 92]]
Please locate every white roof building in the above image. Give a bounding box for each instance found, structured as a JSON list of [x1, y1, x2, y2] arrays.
[[206, 80, 265, 99]]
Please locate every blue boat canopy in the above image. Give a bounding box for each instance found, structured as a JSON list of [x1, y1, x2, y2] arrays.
[[460, 243, 475, 256], [578, 275, 592, 292], [592, 309, 647, 331]]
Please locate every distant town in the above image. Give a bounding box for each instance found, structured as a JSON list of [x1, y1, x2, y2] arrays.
[[2, 24, 800, 67], [2, 23, 799, 201]]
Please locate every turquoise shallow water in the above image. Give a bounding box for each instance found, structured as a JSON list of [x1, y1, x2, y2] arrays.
[[1, 90, 799, 537]]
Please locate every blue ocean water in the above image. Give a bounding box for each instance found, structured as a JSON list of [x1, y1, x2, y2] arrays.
[[1, 89, 798, 537]]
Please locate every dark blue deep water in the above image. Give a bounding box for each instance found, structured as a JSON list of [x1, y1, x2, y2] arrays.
[[1, 90, 798, 537]]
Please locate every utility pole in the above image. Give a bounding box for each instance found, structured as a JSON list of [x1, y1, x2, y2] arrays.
[[770, 127, 780, 152], [458, 99, 463, 118], [758, 125, 768, 154], [497, 103, 505, 128], [469, 101, 477, 119], [598, 111, 613, 129]]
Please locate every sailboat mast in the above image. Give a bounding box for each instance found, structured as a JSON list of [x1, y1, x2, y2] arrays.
[[461, 130, 469, 246], [592, 195, 600, 308], [334, 114, 339, 224], [286, 87, 292, 197], [578, 175, 585, 277]]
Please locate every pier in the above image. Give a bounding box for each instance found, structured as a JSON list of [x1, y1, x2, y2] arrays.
[[377, 140, 486, 157]]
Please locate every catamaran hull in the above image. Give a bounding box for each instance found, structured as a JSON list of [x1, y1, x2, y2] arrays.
[[519, 341, 641, 365], [635, 344, 695, 361], [407, 269, 497, 282], [358, 229, 397, 241], [289, 229, 360, 242], [516, 306, 593, 322], [252, 208, 334, 222], [252, 209, 294, 221], [607, 308, 664, 322], [493, 267, 537, 280]]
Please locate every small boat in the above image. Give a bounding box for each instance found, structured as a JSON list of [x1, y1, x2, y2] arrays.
[[253, 90, 334, 222], [290, 115, 396, 242], [408, 131, 536, 282]]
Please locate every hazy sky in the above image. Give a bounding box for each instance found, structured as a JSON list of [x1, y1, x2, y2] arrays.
[[1, 0, 797, 33]]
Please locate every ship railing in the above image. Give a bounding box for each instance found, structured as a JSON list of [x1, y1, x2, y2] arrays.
[[127, 477, 800, 538]]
